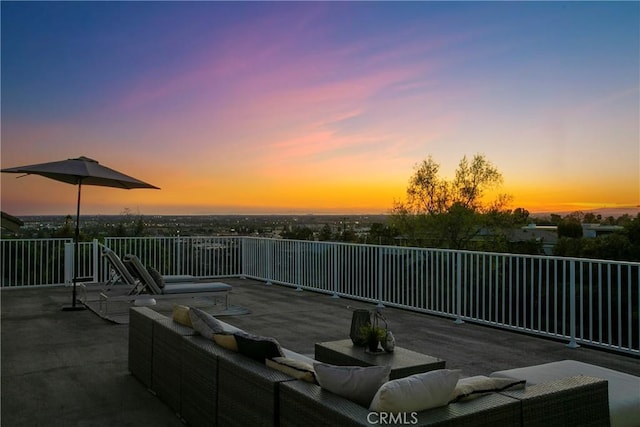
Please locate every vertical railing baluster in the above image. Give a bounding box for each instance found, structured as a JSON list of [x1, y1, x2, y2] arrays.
[[567, 260, 579, 348], [455, 252, 464, 324], [376, 246, 383, 307], [295, 240, 302, 291], [617, 264, 622, 349]]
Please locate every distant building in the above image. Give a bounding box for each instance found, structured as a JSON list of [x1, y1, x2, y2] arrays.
[[515, 224, 559, 255], [581, 223, 624, 238]]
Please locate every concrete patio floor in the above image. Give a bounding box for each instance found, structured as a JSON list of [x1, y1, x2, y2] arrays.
[[2, 278, 638, 426]]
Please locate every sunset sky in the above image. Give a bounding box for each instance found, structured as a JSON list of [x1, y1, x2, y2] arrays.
[[2, 1, 638, 216]]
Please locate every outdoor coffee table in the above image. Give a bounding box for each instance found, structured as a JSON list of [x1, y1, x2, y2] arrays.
[[315, 339, 445, 380]]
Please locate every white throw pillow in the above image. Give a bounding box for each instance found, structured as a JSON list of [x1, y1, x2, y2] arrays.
[[314, 363, 391, 407], [369, 369, 460, 412]]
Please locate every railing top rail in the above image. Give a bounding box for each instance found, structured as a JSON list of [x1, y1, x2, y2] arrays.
[[242, 236, 640, 267], [1, 238, 73, 243]]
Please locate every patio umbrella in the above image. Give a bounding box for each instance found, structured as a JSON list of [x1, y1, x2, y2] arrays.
[[1, 156, 159, 310]]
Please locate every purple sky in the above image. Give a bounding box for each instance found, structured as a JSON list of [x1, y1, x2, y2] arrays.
[[2, 2, 638, 215]]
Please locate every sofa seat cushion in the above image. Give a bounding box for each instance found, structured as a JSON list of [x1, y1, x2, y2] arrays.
[[491, 360, 640, 427]]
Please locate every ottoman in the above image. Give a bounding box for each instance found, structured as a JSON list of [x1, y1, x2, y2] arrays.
[[491, 360, 640, 427]]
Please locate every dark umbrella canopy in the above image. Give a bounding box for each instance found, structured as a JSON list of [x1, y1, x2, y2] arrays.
[[1, 156, 160, 189], [2, 156, 160, 310]]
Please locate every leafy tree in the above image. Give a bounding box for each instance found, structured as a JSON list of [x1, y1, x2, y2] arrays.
[[53, 215, 75, 238], [281, 226, 314, 241], [401, 154, 507, 215], [581, 234, 633, 261], [557, 219, 583, 238], [453, 155, 505, 210], [113, 208, 147, 237], [337, 228, 358, 243], [404, 156, 449, 215], [318, 224, 333, 241], [624, 213, 640, 244], [549, 214, 562, 225], [368, 223, 400, 245], [582, 212, 601, 224], [391, 153, 511, 249], [133, 217, 146, 237], [553, 237, 583, 257], [512, 207, 530, 225]]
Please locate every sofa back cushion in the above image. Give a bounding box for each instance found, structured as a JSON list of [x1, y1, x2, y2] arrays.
[[314, 363, 391, 407], [189, 308, 225, 339], [369, 369, 460, 412], [234, 331, 284, 363]]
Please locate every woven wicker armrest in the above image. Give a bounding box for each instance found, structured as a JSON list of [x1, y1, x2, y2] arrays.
[[501, 375, 610, 427], [217, 351, 297, 427], [279, 380, 521, 427], [412, 393, 521, 427], [150, 318, 198, 414], [279, 379, 369, 427], [180, 336, 234, 427], [128, 307, 169, 388]]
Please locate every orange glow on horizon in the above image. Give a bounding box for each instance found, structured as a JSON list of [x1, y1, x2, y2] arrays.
[[3, 167, 637, 216]]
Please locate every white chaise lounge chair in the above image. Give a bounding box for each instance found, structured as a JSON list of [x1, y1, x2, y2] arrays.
[[123, 254, 231, 305], [102, 247, 197, 293], [97, 252, 232, 315]]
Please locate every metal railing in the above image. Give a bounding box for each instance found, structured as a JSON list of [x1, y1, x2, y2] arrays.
[[103, 236, 241, 279], [1, 236, 638, 355], [1, 238, 72, 287], [242, 238, 639, 355]]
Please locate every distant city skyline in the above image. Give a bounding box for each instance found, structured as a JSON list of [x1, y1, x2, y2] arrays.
[[2, 2, 638, 216]]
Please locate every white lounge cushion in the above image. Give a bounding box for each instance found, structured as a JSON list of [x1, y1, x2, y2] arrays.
[[491, 360, 640, 427], [162, 282, 231, 294]]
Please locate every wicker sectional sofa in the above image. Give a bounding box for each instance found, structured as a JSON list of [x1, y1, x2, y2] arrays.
[[128, 307, 611, 427]]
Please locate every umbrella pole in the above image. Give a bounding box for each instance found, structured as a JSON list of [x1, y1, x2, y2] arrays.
[[63, 180, 86, 311]]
